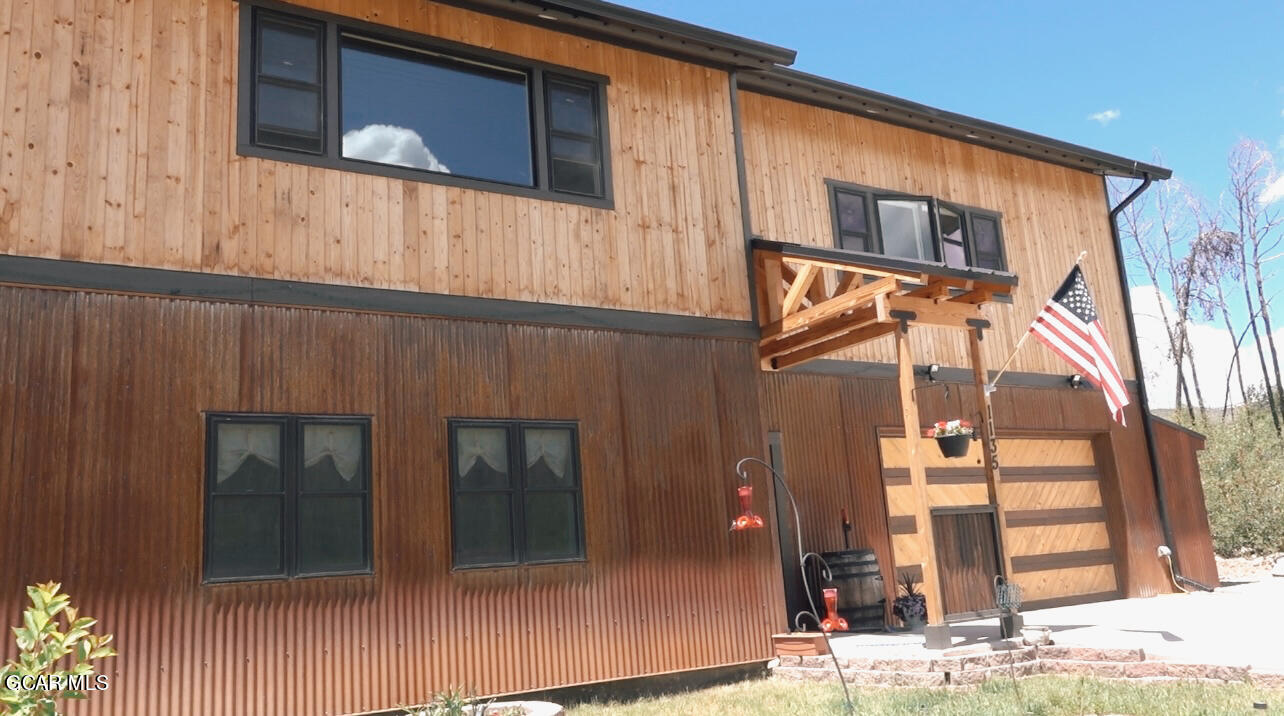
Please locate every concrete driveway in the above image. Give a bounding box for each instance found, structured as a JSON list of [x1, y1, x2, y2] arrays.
[[821, 578, 1284, 676], [1001, 578, 1284, 672]]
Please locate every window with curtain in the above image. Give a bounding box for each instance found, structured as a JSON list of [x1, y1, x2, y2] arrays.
[[450, 420, 584, 568], [204, 414, 371, 582], [827, 180, 1007, 273]]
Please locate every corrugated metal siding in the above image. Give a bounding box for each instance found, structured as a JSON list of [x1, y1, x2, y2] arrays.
[[0, 286, 781, 716], [1151, 420, 1218, 587]]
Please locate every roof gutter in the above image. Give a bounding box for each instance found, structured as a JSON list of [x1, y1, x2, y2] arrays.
[[1105, 175, 1211, 593]]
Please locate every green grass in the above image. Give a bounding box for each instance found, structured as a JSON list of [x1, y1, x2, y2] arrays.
[[566, 675, 1283, 715]]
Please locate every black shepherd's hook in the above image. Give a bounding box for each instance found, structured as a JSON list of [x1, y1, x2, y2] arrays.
[[735, 457, 855, 714]]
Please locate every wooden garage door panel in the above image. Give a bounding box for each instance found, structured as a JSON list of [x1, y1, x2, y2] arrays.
[[995, 438, 1095, 468], [885, 484, 992, 517], [1016, 564, 1118, 603], [1006, 523, 1112, 557], [892, 534, 924, 570], [999, 480, 1103, 511]]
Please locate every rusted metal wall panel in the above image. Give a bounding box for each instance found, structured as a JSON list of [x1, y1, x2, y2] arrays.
[[0, 286, 780, 716], [1151, 420, 1218, 587]]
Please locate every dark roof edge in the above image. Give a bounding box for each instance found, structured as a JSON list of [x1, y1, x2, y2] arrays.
[[443, 0, 797, 69], [739, 67, 1172, 181], [752, 237, 1020, 288]]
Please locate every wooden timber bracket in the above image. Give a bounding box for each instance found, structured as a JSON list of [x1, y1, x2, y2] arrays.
[[752, 239, 1016, 371]]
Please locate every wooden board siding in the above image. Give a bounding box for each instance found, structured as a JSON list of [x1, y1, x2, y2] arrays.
[[0, 0, 749, 320], [0, 285, 781, 716], [1151, 419, 1218, 587], [739, 91, 1135, 377]]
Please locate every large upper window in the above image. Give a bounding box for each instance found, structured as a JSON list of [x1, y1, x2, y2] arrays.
[[449, 420, 585, 568], [240, 5, 611, 204], [827, 181, 1007, 272], [204, 414, 372, 582]]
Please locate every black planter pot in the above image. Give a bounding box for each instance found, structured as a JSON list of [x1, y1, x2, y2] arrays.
[[935, 433, 971, 458]]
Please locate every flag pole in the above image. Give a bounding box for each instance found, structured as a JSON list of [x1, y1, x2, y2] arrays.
[[985, 251, 1089, 393]]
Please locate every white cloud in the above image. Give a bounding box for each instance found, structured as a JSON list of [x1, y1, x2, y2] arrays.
[[1087, 109, 1121, 126], [1261, 174, 1284, 205], [1129, 285, 1284, 409], [341, 124, 450, 173]]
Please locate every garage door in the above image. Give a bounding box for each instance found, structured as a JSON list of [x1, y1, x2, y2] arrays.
[[996, 438, 1121, 609], [880, 434, 1120, 616]]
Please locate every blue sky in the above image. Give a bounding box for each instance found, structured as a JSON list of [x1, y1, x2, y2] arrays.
[[623, 0, 1284, 407], [624, 0, 1284, 200]]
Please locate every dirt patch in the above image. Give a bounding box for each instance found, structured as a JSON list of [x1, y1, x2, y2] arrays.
[[1216, 553, 1283, 582]]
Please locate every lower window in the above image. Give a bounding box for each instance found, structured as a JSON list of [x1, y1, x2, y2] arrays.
[[204, 413, 372, 582], [449, 419, 585, 568]]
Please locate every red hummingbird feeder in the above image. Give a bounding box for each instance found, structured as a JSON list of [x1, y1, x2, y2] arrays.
[[730, 484, 765, 531], [820, 587, 849, 632]]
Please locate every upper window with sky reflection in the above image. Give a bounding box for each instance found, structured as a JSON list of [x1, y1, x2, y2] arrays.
[[340, 37, 535, 187]]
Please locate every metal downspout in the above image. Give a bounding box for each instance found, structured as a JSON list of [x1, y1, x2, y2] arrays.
[[1104, 173, 1190, 591]]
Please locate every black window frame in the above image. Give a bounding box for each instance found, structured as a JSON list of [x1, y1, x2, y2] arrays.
[[448, 418, 586, 570], [237, 0, 614, 209], [203, 412, 373, 584], [825, 179, 1007, 273]]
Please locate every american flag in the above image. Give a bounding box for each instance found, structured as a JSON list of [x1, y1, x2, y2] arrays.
[[1029, 265, 1130, 425]]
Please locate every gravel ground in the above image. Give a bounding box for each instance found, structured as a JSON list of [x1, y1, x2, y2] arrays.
[[1216, 553, 1283, 582]]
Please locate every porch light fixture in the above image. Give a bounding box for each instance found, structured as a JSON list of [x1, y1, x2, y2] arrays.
[[1068, 373, 1083, 389], [730, 457, 855, 713]]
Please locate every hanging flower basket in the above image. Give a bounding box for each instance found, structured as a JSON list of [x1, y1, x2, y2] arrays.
[[928, 420, 973, 459]]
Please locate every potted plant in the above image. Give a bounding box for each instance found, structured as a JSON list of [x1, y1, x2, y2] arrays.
[[928, 419, 973, 458], [892, 573, 927, 629]]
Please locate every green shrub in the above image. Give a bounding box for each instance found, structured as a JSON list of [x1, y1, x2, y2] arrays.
[[1182, 401, 1284, 555], [0, 582, 116, 716]]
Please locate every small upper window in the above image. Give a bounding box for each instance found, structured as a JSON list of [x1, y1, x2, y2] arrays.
[[242, 6, 610, 203], [875, 197, 936, 262], [827, 181, 1005, 272], [938, 205, 968, 269], [450, 420, 585, 568], [252, 13, 325, 153], [545, 77, 605, 196], [205, 414, 372, 582], [832, 188, 872, 252], [970, 214, 1005, 271]]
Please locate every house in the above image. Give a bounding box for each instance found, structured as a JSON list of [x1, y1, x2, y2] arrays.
[[0, 0, 1215, 713]]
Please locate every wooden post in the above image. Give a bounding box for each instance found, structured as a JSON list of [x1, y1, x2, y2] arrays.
[[969, 328, 1015, 581], [895, 326, 947, 640]]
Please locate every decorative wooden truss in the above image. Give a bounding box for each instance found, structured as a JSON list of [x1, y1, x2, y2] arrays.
[[752, 238, 1020, 641], [752, 239, 1018, 370]]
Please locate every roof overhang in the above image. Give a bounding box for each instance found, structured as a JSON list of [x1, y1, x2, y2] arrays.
[[738, 68, 1172, 181], [439, 0, 797, 69]]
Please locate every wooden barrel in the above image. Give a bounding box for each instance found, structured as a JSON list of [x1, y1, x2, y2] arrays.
[[820, 549, 885, 631]]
